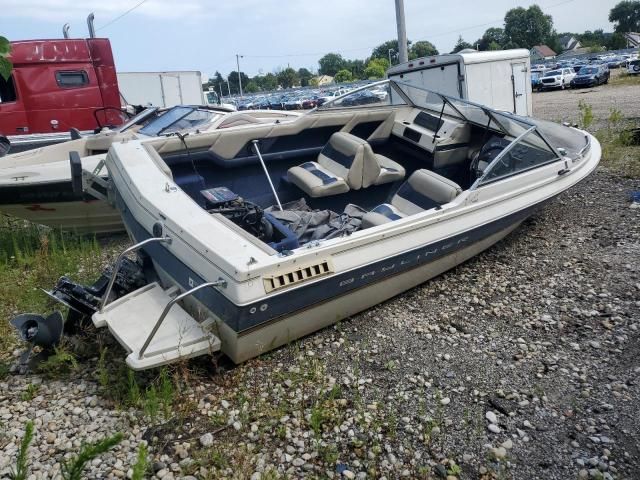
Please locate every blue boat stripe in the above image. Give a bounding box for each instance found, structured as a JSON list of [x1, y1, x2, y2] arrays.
[[396, 182, 441, 211], [300, 162, 338, 185], [320, 143, 355, 169], [372, 204, 402, 220]]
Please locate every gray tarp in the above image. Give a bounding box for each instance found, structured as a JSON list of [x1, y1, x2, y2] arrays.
[[266, 199, 366, 243]]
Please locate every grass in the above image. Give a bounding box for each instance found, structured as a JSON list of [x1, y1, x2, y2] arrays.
[[594, 107, 640, 178], [0, 216, 104, 356], [608, 71, 640, 87]]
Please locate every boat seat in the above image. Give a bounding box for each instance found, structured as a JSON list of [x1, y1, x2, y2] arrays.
[[361, 169, 462, 229], [287, 131, 404, 198]]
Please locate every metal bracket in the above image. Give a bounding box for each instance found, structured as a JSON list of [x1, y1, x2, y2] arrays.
[[138, 278, 227, 360], [99, 237, 172, 312], [81, 159, 111, 202]]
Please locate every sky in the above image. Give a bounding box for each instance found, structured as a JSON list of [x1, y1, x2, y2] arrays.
[[1, 0, 622, 80]]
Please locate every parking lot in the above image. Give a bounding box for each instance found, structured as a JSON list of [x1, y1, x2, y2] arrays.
[[533, 69, 640, 127]]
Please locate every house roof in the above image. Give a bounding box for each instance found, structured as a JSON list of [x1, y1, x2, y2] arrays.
[[531, 45, 557, 57]]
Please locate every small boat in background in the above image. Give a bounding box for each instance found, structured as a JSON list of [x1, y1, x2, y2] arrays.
[[0, 106, 300, 234]]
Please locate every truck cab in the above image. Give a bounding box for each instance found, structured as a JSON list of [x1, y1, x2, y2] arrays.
[[0, 38, 123, 152]]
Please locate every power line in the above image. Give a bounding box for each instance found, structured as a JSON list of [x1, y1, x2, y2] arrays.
[[96, 0, 150, 32]]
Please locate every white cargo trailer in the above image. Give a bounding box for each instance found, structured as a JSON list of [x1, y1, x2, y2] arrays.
[[117, 71, 205, 108], [387, 49, 532, 116]]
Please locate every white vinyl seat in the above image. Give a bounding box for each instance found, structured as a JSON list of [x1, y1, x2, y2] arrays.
[[361, 169, 462, 229], [287, 131, 405, 198]]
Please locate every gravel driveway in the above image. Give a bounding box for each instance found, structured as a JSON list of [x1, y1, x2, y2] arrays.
[[1, 84, 639, 480]]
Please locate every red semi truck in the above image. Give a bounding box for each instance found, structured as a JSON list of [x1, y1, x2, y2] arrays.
[[0, 36, 125, 154]]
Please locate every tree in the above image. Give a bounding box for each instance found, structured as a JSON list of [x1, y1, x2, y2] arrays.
[[227, 71, 250, 95], [363, 58, 389, 79], [345, 59, 366, 80], [0, 36, 12, 81], [244, 81, 259, 93], [297, 68, 313, 87], [451, 35, 474, 53], [206, 71, 225, 95], [609, 1, 640, 33], [318, 53, 347, 76], [504, 5, 554, 48], [409, 40, 438, 59], [255, 73, 277, 91], [334, 69, 353, 83], [475, 27, 506, 51], [277, 68, 299, 88]]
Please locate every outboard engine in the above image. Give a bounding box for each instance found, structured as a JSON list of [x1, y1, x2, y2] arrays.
[[9, 258, 146, 373]]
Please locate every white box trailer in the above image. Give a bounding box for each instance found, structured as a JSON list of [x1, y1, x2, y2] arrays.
[[387, 49, 532, 116], [117, 71, 205, 108]]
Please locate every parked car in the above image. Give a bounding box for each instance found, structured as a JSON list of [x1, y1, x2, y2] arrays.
[[531, 71, 543, 91], [570, 65, 610, 88], [628, 59, 640, 75], [540, 68, 576, 90], [301, 95, 321, 109]]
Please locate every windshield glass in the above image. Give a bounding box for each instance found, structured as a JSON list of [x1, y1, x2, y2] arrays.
[[138, 107, 219, 136], [117, 107, 159, 133], [545, 70, 561, 76], [318, 83, 395, 110], [578, 67, 598, 75], [478, 129, 559, 186]]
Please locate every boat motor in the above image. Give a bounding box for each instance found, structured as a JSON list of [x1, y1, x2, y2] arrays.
[[9, 257, 147, 374], [9, 312, 65, 374]]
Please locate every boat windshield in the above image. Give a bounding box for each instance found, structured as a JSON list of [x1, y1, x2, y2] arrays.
[[475, 128, 560, 186], [138, 106, 220, 137], [117, 107, 160, 133]]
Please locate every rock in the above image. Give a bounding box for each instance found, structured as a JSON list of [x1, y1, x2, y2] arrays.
[[488, 424, 501, 434], [501, 439, 513, 449], [485, 411, 498, 424], [491, 447, 507, 460], [292, 458, 305, 467], [199, 433, 214, 447], [342, 470, 355, 479], [434, 464, 447, 478], [440, 397, 451, 406]]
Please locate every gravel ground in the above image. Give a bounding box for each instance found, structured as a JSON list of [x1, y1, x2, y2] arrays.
[[1, 86, 639, 479]]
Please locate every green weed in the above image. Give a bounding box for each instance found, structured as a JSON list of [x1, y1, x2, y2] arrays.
[[20, 384, 40, 402], [8, 420, 34, 480], [61, 433, 123, 480], [577, 100, 594, 130], [36, 345, 78, 378], [131, 442, 149, 480]]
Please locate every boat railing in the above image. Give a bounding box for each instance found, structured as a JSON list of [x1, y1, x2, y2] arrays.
[[137, 278, 228, 360], [99, 237, 173, 312]]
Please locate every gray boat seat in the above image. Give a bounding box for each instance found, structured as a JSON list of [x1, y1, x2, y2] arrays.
[[287, 131, 404, 198], [361, 169, 462, 229]]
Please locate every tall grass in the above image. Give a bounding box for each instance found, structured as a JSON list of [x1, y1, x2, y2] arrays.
[[0, 216, 103, 354]]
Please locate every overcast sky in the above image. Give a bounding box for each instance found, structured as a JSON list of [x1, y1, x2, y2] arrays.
[[2, 0, 621, 79]]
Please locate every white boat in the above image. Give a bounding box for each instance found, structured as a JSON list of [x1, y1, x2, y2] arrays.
[[18, 80, 600, 370], [0, 106, 300, 234]]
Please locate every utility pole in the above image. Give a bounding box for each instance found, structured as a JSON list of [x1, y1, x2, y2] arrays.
[[388, 48, 395, 66], [394, 0, 408, 63], [218, 83, 223, 101], [227, 79, 231, 97], [236, 54, 244, 97]]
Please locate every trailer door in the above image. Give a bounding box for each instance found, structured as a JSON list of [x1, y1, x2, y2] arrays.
[[160, 74, 182, 106], [511, 62, 527, 115]]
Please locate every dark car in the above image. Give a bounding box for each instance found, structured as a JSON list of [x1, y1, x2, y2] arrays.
[[570, 65, 610, 88]]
